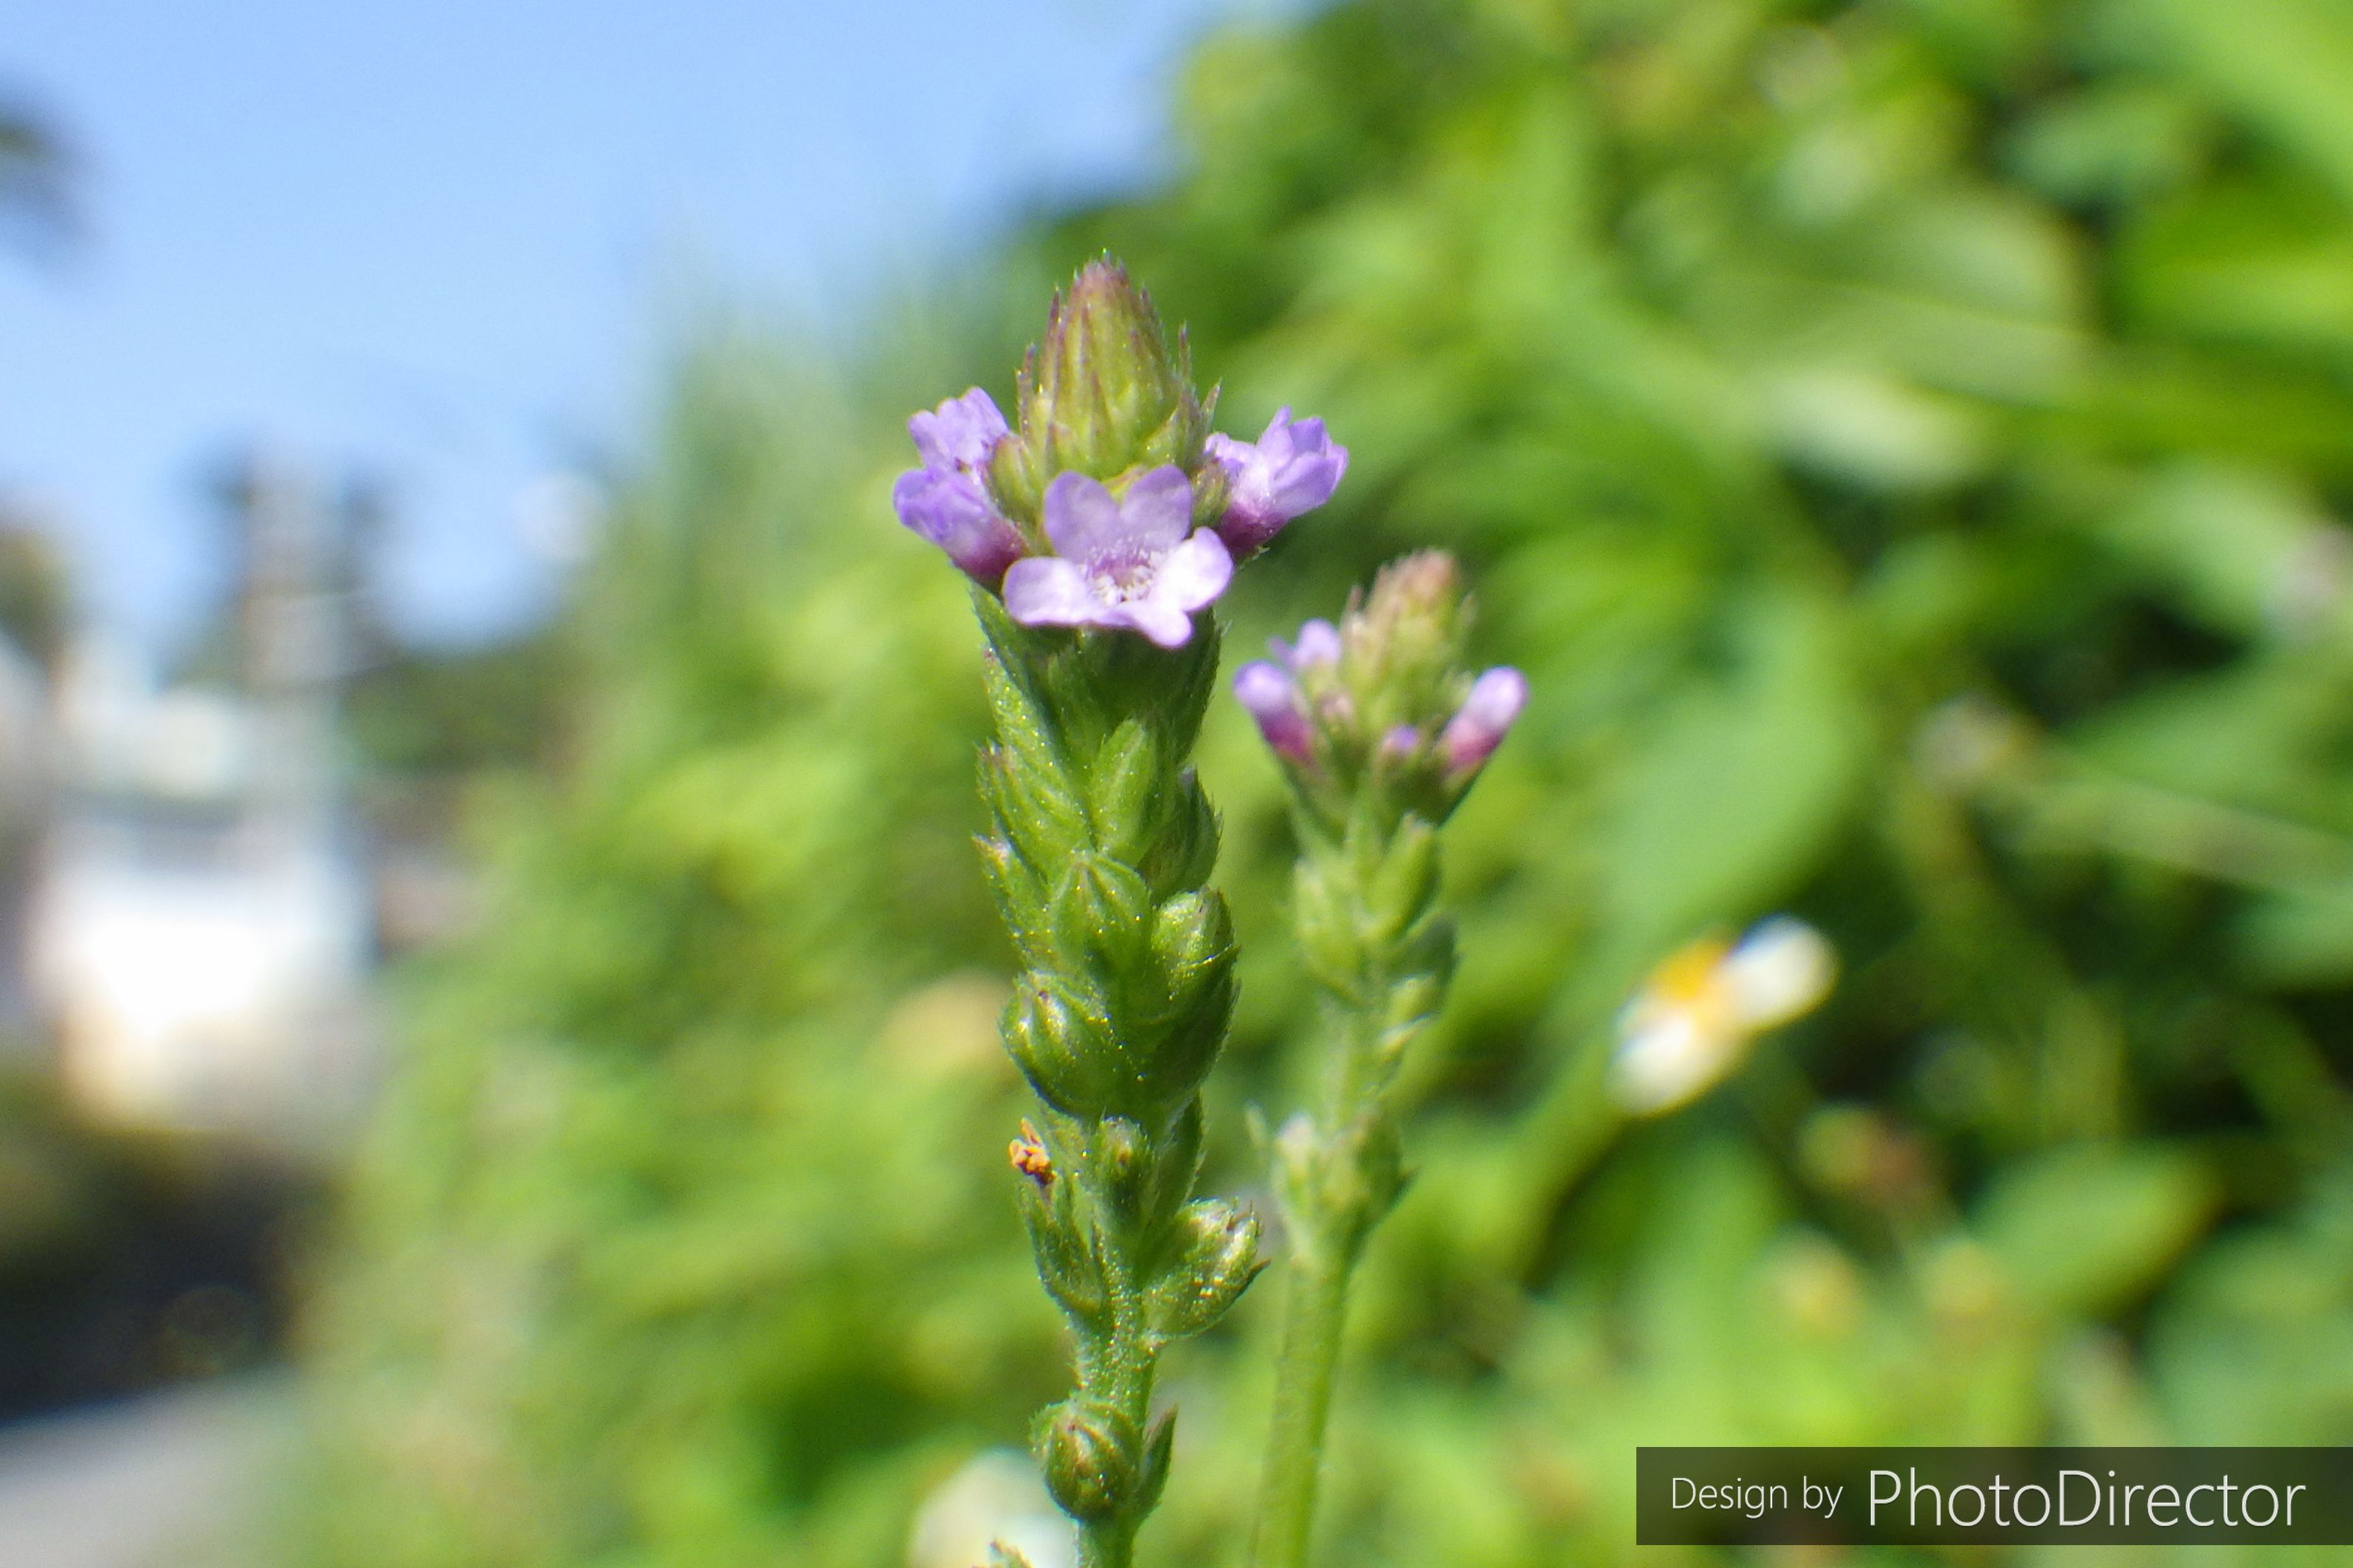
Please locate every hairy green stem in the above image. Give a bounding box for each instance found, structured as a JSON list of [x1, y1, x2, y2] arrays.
[[1250, 817, 1450, 1568], [1249, 1175, 1355, 1568], [1072, 1203, 1155, 1568]]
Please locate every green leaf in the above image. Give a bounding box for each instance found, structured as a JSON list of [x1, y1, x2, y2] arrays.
[[1977, 1144, 2217, 1318]]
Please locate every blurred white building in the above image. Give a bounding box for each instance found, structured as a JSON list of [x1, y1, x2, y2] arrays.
[[18, 462, 376, 1148]]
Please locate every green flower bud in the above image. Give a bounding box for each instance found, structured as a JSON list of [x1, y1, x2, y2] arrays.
[[1350, 551, 1467, 704], [1007, 258, 1213, 487], [979, 741, 1089, 886], [1148, 888, 1235, 1015], [1086, 719, 1165, 863], [1135, 770, 1219, 896], [1367, 817, 1442, 944], [1089, 1116, 1152, 1225], [1051, 854, 1156, 978], [1142, 1096, 1207, 1228], [986, 418, 1048, 532], [1379, 965, 1450, 1046], [1018, 1172, 1109, 1329], [1146, 1198, 1264, 1340], [1004, 977, 1119, 1119], [975, 833, 1046, 937], [1292, 856, 1368, 995], [1140, 992, 1234, 1119], [1038, 1398, 1143, 1524], [1271, 1108, 1407, 1263]]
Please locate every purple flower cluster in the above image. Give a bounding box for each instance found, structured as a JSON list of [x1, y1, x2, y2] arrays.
[[1235, 630, 1526, 784], [891, 390, 1348, 648]]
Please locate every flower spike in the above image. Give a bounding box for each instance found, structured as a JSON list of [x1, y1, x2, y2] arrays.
[[909, 259, 1272, 1568]]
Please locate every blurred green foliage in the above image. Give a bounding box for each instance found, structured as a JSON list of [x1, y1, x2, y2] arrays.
[[297, 0, 2353, 1564]]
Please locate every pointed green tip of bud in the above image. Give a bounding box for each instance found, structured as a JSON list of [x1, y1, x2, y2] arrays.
[[1348, 549, 1470, 707], [1365, 550, 1449, 639], [1009, 255, 1212, 488]]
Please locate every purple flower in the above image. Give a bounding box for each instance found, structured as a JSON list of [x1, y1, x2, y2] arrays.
[[892, 388, 1026, 585], [1380, 724, 1422, 761], [1235, 661, 1312, 762], [1439, 667, 1527, 776], [1002, 467, 1233, 649], [1205, 409, 1349, 556]]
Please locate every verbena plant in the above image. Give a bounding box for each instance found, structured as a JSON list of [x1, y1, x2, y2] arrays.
[[889, 260, 1524, 1568]]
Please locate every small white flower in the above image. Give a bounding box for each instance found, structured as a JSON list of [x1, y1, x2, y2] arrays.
[[1612, 916, 1835, 1115], [908, 1448, 1076, 1568]]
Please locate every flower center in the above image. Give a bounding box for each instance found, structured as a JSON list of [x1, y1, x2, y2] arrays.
[[1086, 545, 1165, 604]]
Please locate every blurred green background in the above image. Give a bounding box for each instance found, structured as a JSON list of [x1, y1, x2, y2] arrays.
[[247, 0, 2353, 1562]]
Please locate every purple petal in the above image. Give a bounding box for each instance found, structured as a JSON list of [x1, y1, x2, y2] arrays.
[[1234, 661, 1312, 761], [892, 468, 1025, 584], [1204, 432, 1250, 481], [1440, 666, 1529, 776], [1003, 556, 1108, 630], [1109, 597, 1196, 649], [1150, 530, 1233, 615], [1380, 724, 1422, 760], [1041, 472, 1126, 562], [1119, 466, 1195, 552], [909, 387, 1009, 472], [1280, 618, 1342, 669], [1267, 448, 1346, 520]]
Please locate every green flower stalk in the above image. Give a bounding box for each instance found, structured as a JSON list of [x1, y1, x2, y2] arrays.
[[1233, 553, 1526, 1568], [891, 259, 1348, 1567]]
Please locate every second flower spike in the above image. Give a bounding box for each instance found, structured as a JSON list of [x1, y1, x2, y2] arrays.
[[1233, 551, 1526, 826]]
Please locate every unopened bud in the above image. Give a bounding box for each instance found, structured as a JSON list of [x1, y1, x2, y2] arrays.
[[1150, 888, 1235, 1009], [1038, 1399, 1142, 1524], [1013, 258, 1212, 486], [1147, 1198, 1264, 1339], [1004, 978, 1117, 1119], [1353, 551, 1465, 698], [1091, 1116, 1151, 1220], [1439, 667, 1528, 778], [1052, 854, 1154, 975]]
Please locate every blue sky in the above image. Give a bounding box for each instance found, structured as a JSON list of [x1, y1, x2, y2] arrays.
[[0, 0, 1244, 652]]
